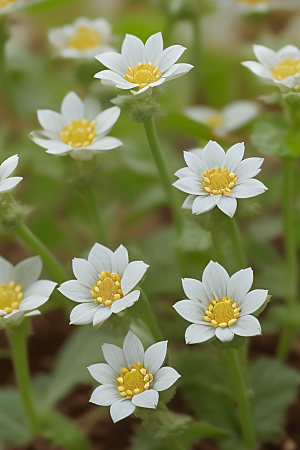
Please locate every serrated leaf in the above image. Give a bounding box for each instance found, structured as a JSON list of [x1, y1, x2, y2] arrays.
[[251, 116, 289, 157]]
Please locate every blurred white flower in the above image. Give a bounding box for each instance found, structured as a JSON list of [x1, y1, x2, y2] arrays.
[[242, 44, 300, 89], [30, 92, 122, 160], [185, 101, 259, 137], [89, 331, 180, 422], [0, 155, 22, 194], [0, 256, 56, 326], [0, 0, 46, 15], [95, 31, 193, 95], [59, 244, 149, 328], [173, 141, 267, 217], [48, 17, 116, 59], [174, 261, 268, 344]]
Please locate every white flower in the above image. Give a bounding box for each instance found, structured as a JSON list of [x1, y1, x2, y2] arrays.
[[242, 44, 300, 89], [185, 101, 259, 137], [59, 244, 149, 328], [29, 92, 122, 160], [0, 155, 22, 194], [48, 17, 116, 59], [95, 31, 193, 95], [0, 255, 56, 326], [174, 261, 268, 344], [173, 140, 267, 217], [88, 331, 180, 422], [0, 0, 46, 15]]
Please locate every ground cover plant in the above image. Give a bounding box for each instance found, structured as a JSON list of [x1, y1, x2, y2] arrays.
[[1, 0, 300, 449]]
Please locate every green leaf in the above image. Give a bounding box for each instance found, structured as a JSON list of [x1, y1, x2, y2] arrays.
[[251, 115, 289, 157], [176, 219, 211, 253], [0, 389, 32, 446], [162, 113, 211, 140]]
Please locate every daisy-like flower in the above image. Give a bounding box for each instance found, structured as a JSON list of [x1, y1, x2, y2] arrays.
[[95, 31, 193, 95], [242, 45, 300, 89], [174, 261, 268, 344], [0, 0, 45, 15], [59, 244, 149, 328], [173, 140, 267, 217], [0, 155, 23, 195], [29, 92, 122, 160], [0, 255, 56, 326], [89, 331, 180, 422], [185, 101, 259, 137], [48, 17, 116, 60]]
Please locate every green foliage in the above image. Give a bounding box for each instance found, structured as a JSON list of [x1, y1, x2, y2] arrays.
[[176, 218, 211, 253], [0, 389, 32, 446], [251, 115, 289, 157]]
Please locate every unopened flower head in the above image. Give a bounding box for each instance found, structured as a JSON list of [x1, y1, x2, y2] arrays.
[[0, 155, 22, 195], [88, 331, 180, 422], [0, 256, 56, 326], [95, 31, 193, 95], [30, 92, 122, 160], [173, 140, 267, 218], [0, 0, 46, 15], [242, 45, 300, 89], [48, 17, 116, 59], [185, 101, 259, 137], [174, 261, 268, 344], [59, 244, 149, 328]]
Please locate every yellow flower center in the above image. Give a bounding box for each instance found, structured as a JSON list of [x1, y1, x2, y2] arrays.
[[90, 271, 123, 307], [205, 114, 224, 129], [117, 361, 153, 398], [202, 168, 237, 195], [0, 281, 23, 315], [271, 58, 300, 81], [203, 297, 241, 328], [60, 119, 97, 149], [235, 0, 272, 4], [68, 26, 103, 51], [0, 0, 18, 8], [125, 63, 162, 89]]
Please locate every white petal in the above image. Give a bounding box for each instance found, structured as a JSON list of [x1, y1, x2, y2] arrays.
[[225, 143, 245, 173], [174, 167, 194, 178], [37, 110, 64, 134], [0, 256, 13, 284], [121, 34, 145, 67], [215, 327, 234, 342], [111, 290, 140, 314], [19, 295, 48, 311], [185, 323, 215, 344], [112, 245, 129, 277], [145, 32, 163, 67], [183, 151, 206, 176], [182, 195, 196, 210], [88, 243, 113, 274], [241, 61, 273, 80], [23, 280, 56, 299], [110, 399, 135, 423], [121, 261, 149, 295], [93, 306, 112, 327], [95, 70, 134, 89], [25, 310, 41, 318], [94, 106, 121, 137], [235, 158, 263, 181], [217, 196, 237, 218], [163, 63, 193, 81], [158, 45, 186, 72], [144, 341, 168, 375], [83, 96, 102, 121], [277, 45, 300, 59], [72, 258, 98, 287], [240, 289, 268, 316], [87, 137, 123, 151], [173, 177, 204, 196], [123, 331, 145, 367], [230, 315, 261, 337], [58, 280, 92, 302], [132, 390, 158, 409], [253, 44, 280, 69], [61, 91, 84, 122], [0, 154, 19, 181], [88, 363, 118, 385], [95, 52, 127, 76], [173, 300, 205, 324], [192, 195, 215, 215], [102, 343, 126, 373], [202, 140, 225, 169], [222, 101, 259, 133], [0, 177, 23, 193], [227, 268, 253, 303], [90, 385, 120, 406], [69, 303, 99, 325], [46, 146, 71, 156], [202, 261, 229, 300], [185, 106, 216, 125], [182, 278, 211, 306], [152, 367, 181, 391], [232, 179, 267, 198], [13, 256, 42, 291]]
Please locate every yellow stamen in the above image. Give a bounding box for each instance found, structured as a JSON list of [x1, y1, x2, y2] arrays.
[[90, 271, 123, 307], [0, 281, 23, 315], [202, 168, 237, 196], [68, 26, 102, 51], [60, 119, 97, 149], [205, 114, 224, 129], [125, 63, 162, 89], [204, 296, 241, 328], [272, 58, 300, 82], [117, 361, 153, 398]]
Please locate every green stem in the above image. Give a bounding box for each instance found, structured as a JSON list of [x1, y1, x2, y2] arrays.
[[277, 157, 298, 360], [15, 221, 67, 285], [191, 16, 202, 90], [139, 289, 164, 342], [8, 323, 40, 435], [84, 185, 108, 245], [223, 348, 255, 449], [227, 217, 247, 269], [143, 116, 183, 236], [211, 226, 224, 264]]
